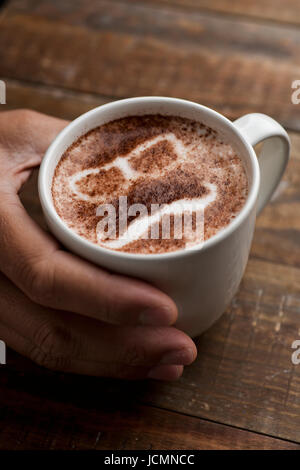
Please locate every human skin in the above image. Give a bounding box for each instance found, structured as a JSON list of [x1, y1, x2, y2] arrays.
[[0, 109, 197, 380]]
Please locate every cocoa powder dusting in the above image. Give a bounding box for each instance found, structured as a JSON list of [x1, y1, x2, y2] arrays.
[[52, 115, 248, 254]]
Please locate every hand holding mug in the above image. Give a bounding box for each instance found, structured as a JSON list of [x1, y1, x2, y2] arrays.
[[0, 109, 197, 380]]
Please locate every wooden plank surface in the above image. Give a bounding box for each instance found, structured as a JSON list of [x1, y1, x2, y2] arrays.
[[0, 0, 300, 130], [138, 0, 300, 26], [0, 0, 300, 449], [3, 78, 111, 120], [1, 362, 298, 450]]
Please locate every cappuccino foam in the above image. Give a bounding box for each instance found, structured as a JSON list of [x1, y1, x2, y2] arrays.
[[52, 115, 248, 254]]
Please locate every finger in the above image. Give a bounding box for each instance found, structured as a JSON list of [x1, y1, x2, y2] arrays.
[[147, 365, 184, 381], [0, 110, 68, 192], [54, 316, 196, 379], [0, 197, 178, 327], [0, 318, 186, 380], [0, 272, 197, 380]]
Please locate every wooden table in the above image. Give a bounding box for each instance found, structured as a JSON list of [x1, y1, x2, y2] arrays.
[[0, 0, 300, 450]]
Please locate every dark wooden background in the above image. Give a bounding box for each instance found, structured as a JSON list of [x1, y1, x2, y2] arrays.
[[0, 0, 300, 450]]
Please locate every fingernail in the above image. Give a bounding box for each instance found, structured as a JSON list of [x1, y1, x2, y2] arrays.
[[139, 306, 175, 326], [159, 347, 195, 366], [147, 365, 184, 381]]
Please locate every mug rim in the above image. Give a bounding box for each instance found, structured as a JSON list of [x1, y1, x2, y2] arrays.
[[39, 96, 260, 261]]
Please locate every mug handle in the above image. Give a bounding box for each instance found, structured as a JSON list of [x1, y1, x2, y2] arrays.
[[234, 113, 290, 214]]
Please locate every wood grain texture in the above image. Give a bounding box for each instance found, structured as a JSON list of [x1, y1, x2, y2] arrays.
[[0, 0, 300, 450], [3, 79, 111, 120], [1, 365, 298, 450], [0, 0, 300, 129], [138, 0, 300, 26]]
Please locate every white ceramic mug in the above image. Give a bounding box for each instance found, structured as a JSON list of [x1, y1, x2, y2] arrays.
[[39, 97, 290, 337]]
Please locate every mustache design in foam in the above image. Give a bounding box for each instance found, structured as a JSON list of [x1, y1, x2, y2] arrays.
[[67, 133, 218, 249], [69, 133, 191, 202]]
